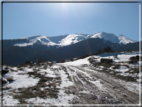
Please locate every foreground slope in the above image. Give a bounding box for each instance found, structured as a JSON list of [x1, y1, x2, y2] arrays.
[[2, 51, 141, 106]]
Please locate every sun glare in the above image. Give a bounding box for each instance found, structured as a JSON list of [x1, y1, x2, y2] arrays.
[[61, 3, 68, 8]]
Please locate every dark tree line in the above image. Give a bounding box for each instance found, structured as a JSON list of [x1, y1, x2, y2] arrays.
[[98, 46, 114, 53]]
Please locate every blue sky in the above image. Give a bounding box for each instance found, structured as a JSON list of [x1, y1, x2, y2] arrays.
[[3, 3, 139, 41]]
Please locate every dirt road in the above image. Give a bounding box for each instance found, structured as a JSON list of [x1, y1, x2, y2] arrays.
[[59, 64, 139, 104]]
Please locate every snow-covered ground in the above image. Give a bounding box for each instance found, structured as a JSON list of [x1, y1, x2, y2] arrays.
[[4, 73, 39, 89], [2, 51, 141, 106], [93, 51, 141, 62], [63, 57, 90, 66]]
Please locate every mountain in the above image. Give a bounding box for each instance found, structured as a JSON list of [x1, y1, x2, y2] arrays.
[[14, 35, 56, 47], [90, 32, 137, 44], [2, 32, 138, 65], [117, 35, 137, 44], [13, 32, 137, 47]]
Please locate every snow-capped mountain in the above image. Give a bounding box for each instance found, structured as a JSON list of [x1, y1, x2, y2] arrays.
[[14, 35, 56, 47], [89, 32, 137, 44], [57, 34, 87, 46], [90, 32, 120, 43], [117, 35, 137, 44], [13, 32, 137, 47]]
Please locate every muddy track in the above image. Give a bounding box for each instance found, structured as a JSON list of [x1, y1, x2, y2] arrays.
[[75, 66, 139, 104], [60, 65, 139, 104]]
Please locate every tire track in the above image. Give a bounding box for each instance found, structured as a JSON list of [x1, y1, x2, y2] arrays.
[[64, 65, 123, 104], [74, 66, 139, 104]]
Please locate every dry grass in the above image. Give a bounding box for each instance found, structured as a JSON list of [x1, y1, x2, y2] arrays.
[[13, 65, 62, 104], [115, 75, 136, 82], [2, 86, 11, 90], [112, 64, 121, 69], [6, 76, 14, 82], [13, 81, 59, 104], [2, 69, 9, 75], [93, 62, 112, 68]]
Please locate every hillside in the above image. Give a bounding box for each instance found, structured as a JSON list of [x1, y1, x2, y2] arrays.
[[2, 32, 139, 65]]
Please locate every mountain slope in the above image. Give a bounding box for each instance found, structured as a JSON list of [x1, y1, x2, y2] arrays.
[[2, 32, 138, 65], [90, 32, 137, 44], [28, 38, 121, 62], [90, 32, 120, 43], [117, 35, 137, 44], [57, 34, 88, 46], [117, 41, 141, 51]]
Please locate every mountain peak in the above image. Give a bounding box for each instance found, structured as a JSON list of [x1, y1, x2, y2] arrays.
[[118, 34, 125, 37], [117, 35, 137, 44], [91, 32, 120, 43]]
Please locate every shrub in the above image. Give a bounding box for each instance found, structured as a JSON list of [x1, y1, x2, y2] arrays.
[[37, 59, 45, 64], [40, 83, 47, 88], [2, 69, 9, 75], [113, 64, 121, 69], [6, 76, 14, 82], [129, 55, 141, 63], [103, 46, 114, 52], [101, 58, 113, 64], [116, 75, 136, 82], [88, 57, 95, 63], [2, 86, 11, 90], [60, 59, 66, 63], [70, 58, 74, 61], [25, 61, 33, 65], [2, 77, 7, 84]]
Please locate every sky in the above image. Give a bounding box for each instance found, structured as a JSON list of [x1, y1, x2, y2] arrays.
[[3, 2, 139, 41]]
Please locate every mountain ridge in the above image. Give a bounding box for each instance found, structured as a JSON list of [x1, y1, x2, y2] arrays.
[[10, 32, 137, 47]]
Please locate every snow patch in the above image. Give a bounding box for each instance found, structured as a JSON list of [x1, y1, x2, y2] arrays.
[[115, 66, 129, 73], [4, 72, 39, 89], [58, 34, 86, 46], [89, 80, 103, 90], [3, 95, 20, 105], [59, 70, 74, 88], [25, 90, 74, 105], [63, 57, 90, 66]]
